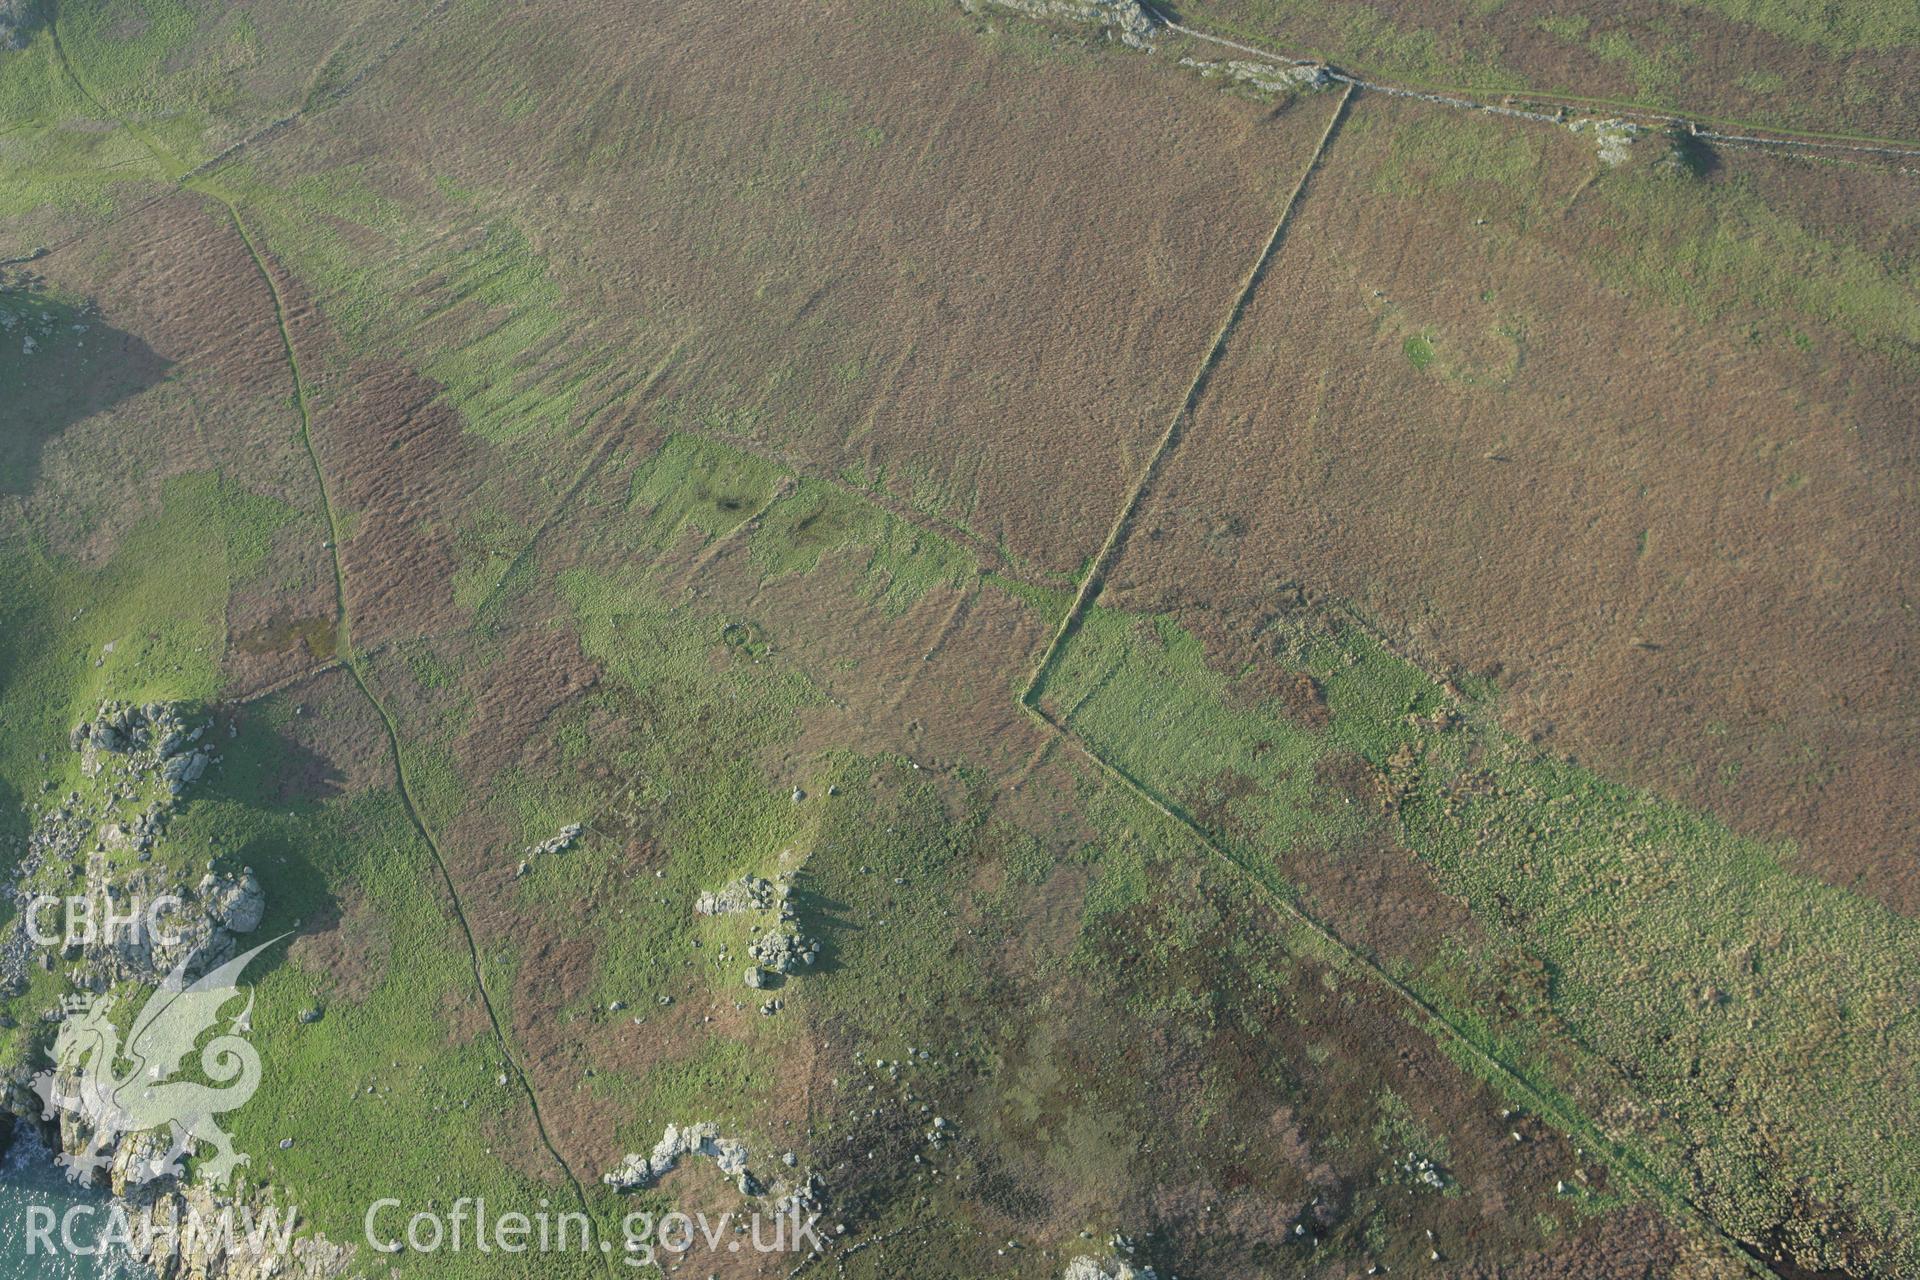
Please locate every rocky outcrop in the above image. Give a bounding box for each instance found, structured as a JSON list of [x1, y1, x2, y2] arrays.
[[1059, 1251, 1159, 1280], [748, 926, 818, 975], [525, 823, 581, 857], [0, 705, 319, 1278], [695, 875, 775, 917], [2, 701, 232, 990], [84, 1134, 351, 1280], [1569, 116, 1641, 166], [962, 0, 1159, 50], [772, 1169, 826, 1219], [199, 869, 265, 936], [47, 865, 267, 992], [0, 1094, 350, 1279], [604, 1123, 827, 1218], [1065, 1254, 1159, 1280], [0, 701, 268, 1232], [72, 701, 212, 795], [121, 1179, 354, 1280], [1064, 1236, 1161, 1280], [697, 873, 820, 999], [603, 1121, 756, 1196], [1179, 56, 1331, 93]]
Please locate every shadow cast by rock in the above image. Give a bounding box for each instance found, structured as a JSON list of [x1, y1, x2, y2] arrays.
[[1, 277, 171, 496]]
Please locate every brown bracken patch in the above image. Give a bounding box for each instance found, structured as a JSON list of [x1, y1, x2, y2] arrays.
[[315, 356, 486, 648], [1104, 94, 1920, 915]]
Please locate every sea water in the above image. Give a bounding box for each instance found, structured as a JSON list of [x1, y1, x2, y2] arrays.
[[0, 1128, 153, 1279]]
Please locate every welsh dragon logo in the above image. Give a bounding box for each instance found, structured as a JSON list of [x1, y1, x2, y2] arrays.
[[31, 938, 282, 1188]]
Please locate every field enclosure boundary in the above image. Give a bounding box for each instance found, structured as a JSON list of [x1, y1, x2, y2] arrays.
[[1139, 1, 1920, 159], [1004, 64, 1779, 1280], [1021, 81, 1355, 706]]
